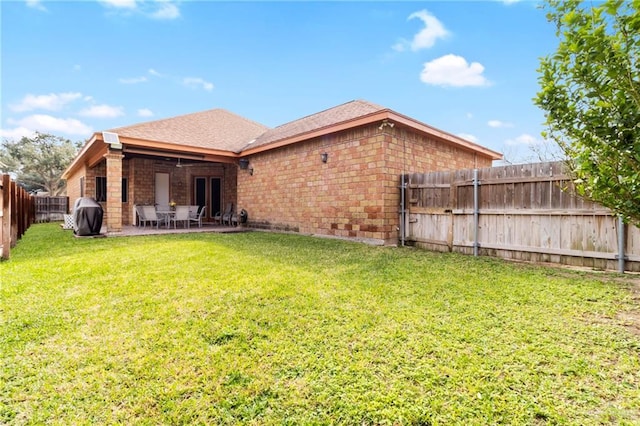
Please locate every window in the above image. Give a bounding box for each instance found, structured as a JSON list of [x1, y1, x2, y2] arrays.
[[122, 178, 128, 203], [95, 177, 127, 202], [96, 177, 107, 202]]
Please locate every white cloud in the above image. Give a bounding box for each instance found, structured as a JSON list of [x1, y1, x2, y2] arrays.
[[183, 77, 214, 91], [505, 133, 540, 146], [391, 42, 406, 53], [138, 108, 154, 117], [151, 2, 180, 20], [466, 112, 474, 119], [488, 120, 514, 128], [131, 69, 212, 91], [78, 104, 125, 118], [98, 0, 180, 19], [99, 0, 137, 9], [408, 10, 449, 51], [26, 0, 47, 12], [119, 76, 148, 84], [393, 9, 449, 52], [457, 133, 479, 143], [10, 92, 83, 112], [0, 126, 37, 140], [8, 115, 92, 135], [420, 54, 490, 87]]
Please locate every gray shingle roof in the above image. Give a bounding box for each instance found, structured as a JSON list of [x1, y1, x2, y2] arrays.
[[108, 109, 269, 153]]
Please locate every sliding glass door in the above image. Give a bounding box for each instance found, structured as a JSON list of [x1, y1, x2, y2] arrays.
[[193, 176, 221, 220]]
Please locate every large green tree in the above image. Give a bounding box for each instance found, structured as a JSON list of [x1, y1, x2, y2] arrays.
[[0, 132, 79, 195], [535, 0, 640, 224]]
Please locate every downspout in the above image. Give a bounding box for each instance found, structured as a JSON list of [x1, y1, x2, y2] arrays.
[[617, 216, 626, 273], [400, 174, 406, 246], [473, 169, 479, 257]]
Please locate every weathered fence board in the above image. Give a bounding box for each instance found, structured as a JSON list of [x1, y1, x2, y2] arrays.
[[404, 162, 640, 272], [35, 196, 69, 222], [1, 174, 35, 259]]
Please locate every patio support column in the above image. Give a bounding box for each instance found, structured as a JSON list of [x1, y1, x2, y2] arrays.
[[105, 150, 123, 233]]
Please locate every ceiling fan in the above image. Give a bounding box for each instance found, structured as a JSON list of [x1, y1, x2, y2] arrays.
[[175, 158, 204, 168]]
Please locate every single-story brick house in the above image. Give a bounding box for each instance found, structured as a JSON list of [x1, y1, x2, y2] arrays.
[[62, 100, 501, 244]]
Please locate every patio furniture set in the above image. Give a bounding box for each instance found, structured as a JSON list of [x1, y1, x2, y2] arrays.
[[135, 205, 206, 229]]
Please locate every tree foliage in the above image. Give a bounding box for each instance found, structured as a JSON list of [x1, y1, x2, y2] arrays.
[[0, 132, 79, 195], [535, 0, 640, 224]]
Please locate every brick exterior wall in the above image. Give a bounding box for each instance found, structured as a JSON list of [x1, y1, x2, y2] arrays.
[[66, 162, 100, 212], [65, 166, 84, 208], [238, 123, 492, 245]]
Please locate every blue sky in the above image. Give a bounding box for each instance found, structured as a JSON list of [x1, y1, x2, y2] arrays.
[[1, 0, 560, 163]]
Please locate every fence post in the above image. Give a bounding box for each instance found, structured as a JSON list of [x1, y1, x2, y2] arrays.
[[473, 169, 480, 257], [10, 180, 18, 248], [399, 174, 407, 246], [2, 174, 11, 259], [617, 216, 626, 273]]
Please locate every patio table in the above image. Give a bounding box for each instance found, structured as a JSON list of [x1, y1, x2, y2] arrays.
[[155, 210, 175, 228]]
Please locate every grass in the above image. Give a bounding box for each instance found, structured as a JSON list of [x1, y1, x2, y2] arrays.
[[1, 224, 639, 425]]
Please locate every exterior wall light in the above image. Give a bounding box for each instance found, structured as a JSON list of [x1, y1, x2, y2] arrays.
[[321, 152, 328, 163], [249, 166, 254, 176], [239, 158, 249, 170]]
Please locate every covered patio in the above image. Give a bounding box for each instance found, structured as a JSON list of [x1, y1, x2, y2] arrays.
[[62, 109, 268, 233]]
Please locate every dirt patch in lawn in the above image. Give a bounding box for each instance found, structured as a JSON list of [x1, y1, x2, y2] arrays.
[[617, 279, 640, 337]]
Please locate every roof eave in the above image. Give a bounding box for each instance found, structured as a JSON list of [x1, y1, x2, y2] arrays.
[[63, 133, 245, 180], [388, 111, 503, 160], [240, 110, 503, 160], [62, 133, 102, 179]]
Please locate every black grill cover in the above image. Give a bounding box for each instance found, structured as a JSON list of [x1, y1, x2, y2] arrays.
[[73, 197, 103, 236]]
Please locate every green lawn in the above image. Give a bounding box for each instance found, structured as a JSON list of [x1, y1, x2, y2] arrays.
[[2, 224, 639, 425]]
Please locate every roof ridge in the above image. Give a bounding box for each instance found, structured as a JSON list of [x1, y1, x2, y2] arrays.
[[109, 108, 269, 132], [269, 99, 385, 130]]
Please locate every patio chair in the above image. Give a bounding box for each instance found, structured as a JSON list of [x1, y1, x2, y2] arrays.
[[189, 206, 206, 228], [135, 205, 144, 227], [170, 205, 191, 229], [139, 205, 163, 228], [223, 205, 235, 226], [189, 205, 199, 219], [214, 203, 233, 225]]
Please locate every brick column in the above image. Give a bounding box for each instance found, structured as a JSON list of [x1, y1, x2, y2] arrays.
[[105, 151, 124, 233]]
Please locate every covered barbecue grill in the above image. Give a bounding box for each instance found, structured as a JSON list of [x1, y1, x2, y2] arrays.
[[73, 197, 103, 236]]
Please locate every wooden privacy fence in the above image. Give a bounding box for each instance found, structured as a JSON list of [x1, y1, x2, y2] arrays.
[[35, 196, 69, 222], [1, 174, 35, 259], [401, 161, 640, 273]]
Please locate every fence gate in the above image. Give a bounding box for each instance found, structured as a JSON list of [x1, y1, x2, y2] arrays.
[[35, 196, 69, 222]]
